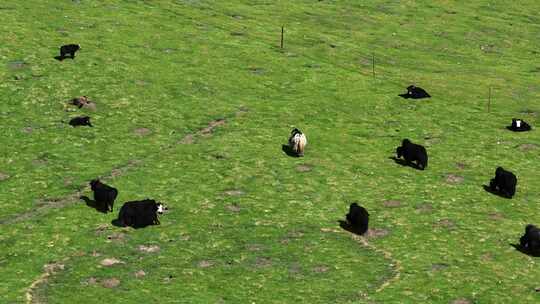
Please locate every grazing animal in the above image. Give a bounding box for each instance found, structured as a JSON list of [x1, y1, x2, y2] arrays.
[[90, 179, 118, 213], [345, 202, 369, 235], [520, 224, 540, 255], [508, 118, 531, 132], [70, 96, 90, 108], [117, 199, 166, 228], [288, 128, 307, 157], [69, 116, 92, 127], [396, 139, 428, 170], [489, 167, 517, 198], [399, 85, 431, 99], [59, 44, 81, 59]]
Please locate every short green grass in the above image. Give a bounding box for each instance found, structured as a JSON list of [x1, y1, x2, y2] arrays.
[[1, 0, 539, 303]]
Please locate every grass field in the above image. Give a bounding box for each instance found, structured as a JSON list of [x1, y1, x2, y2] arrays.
[[1, 0, 539, 303]]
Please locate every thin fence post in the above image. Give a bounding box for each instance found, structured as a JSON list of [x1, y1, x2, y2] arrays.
[[280, 26, 284, 49], [372, 53, 375, 78]]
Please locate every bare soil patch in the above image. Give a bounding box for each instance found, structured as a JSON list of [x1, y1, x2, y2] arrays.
[[246, 244, 264, 252], [100, 258, 124, 267], [366, 228, 390, 239], [198, 260, 214, 268], [383, 200, 402, 208], [180, 134, 194, 144], [296, 164, 313, 172], [22, 127, 33, 133], [0, 172, 9, 181], [102, 278, 120, 288], [223, 189, 244, 196], [138, 245, 160, 253], [225, 203, 241, 213], [430, 263, 449, 272], [134, 270, 146, 278], [106, 232, 127, 243], [434, 219, 455, 229], [488, 212, 504, 221], [134, 127, 151, 136], [445, 174, 464, 184], [518, 143, 538, 151], [313, 265, 330, 273], [450, 299, 472, 304], [254, 257, 272, 268]]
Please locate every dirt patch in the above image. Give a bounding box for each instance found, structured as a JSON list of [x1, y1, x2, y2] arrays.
[[91, 251, 101, 257], [0, 172, 9, 181], [180, 134, 194, 144], [225, 203, 241, 213], [430, 263, 449, 272], [415, 203, 434, 213], [134, 128, 151, 136], [81, 102, 97, 111], [7, 60, 28, 70], [25, 260, 67, 303], [22, 127, 33, 133], [102, 278, 120, 288], [445, 174, 464, 184], [254, 257, 272, 268], [94, 224, 110, 234], [134, 270, 146, 278], [198, 260, 214, 268], [106, 232, 127, 243], [296, 164, 313, 172], [434, 219, 455, 229], [450, 299, 472, 304], [246, 244, 264, 252], [138, 245, 160, 253], [383, 200, 402, 208], [223, 189, 244, 196], [313, 265, 330, 273], [100, 258, 124, 267], [481, 253, 493, 261], [488, 212, 504, 221], [517, 143, 538, 151], [201, 119, 226, 136], [366, 228, 390, 239], [83, 277, 98, 286]]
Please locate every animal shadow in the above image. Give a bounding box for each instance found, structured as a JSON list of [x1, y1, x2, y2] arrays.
[[389, 156, 422, 170], [80, 195, 108, 213], [510, 243, 540, 257], [338, 220, 367, 236], [111, 218, 124, 228], [282, 144, 299, 157], [54, 55, 66, 61], [482, 185, 511, 199], [398, 93, 411, 99]]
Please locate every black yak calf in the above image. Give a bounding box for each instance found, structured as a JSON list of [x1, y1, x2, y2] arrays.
[[69, 116, 92, 127], [519, 224, 540, 256], [288, 128, 307, 157], [489, 167, 517, 198], [90, 179, 118, 213], [117, 199, 166, 229], [396, 139, 428, 170], [59, 44, 80, 59], [345, 202, 369, 235], [507, 118, 531, 132], [399, 85, 431, 99]]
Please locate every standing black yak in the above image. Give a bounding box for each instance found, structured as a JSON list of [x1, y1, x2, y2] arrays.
[[396, 139, 428, 170], [90, 179, 118, 213], [117, 199, 166, 228], [489, 167, 517, 198]]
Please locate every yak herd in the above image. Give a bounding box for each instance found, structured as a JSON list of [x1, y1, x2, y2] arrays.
[[55, 44, 538, 256]]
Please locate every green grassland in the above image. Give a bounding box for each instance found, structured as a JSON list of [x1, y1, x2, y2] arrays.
[[1, 0, 539, 303]]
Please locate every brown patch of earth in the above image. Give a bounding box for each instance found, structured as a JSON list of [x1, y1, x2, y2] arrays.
[[313, 265, 330, 273], [22, 127, 33, 133], [518, 143, 538, 151], [366, 228, 390, 239], [134, 128, 151, 136], [100, 258, 124, 267], [431, 263, 449, 272], [134, 270, 146, 278], [83, 277, 98, 286], [138, 245, 160, 253], [445, 174, 464, 184], [198, 260, 214, 268], [488, 212, 504, 221], [481, 253, 493, 261], [450, 299, 472, 304], [296, 164, 312, 172], [106, 232, 127, 243], [0, 172, 9, 181], [180, 134, 194, 144], [383, 200, 402, 208], [102, 278, 120, 288], [254, 257, 272, 268], [200, 119, 226, 136], [415, 203, 434, 213], [246, 244, 264, 252], [81, 102, 97, 111], [224, 189, 244, 196], [435, 219, 455, 229], [226, 203, 241, 213]]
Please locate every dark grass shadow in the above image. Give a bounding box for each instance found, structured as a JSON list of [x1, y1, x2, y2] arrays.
[[482, 185, 512, 199], [389, 156, 422, 170], [282, 144, 299, 157], [510, 243, 540, 257], [338, 220, 367, 236], [80, 195, 108, 213]]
